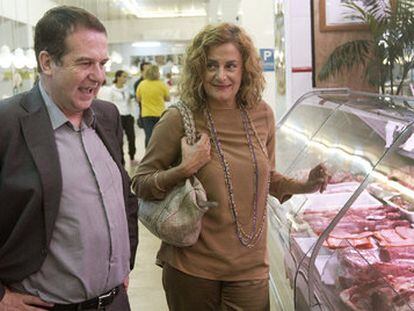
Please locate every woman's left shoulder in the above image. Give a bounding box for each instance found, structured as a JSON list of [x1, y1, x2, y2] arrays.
[[250, 101, 274, 117]]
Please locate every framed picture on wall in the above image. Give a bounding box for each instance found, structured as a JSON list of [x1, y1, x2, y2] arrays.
[[319, 0, 370, 31]]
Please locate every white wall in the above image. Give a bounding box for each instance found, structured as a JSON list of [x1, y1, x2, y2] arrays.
[[0, 1, 203, 98], [0, 0, 55, 26], [0, 0, 55, 48], [285, 0, 313, 106], [240, 0, 276, 114], [104, 16, 206, 44]]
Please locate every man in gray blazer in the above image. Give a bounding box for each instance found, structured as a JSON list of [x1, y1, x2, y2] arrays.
[[0, 6, 138, 310]]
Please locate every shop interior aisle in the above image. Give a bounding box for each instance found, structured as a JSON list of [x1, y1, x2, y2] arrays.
[[126, 126, 168, 311]]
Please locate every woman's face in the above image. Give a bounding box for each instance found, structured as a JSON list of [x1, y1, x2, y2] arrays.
[[117, 72, 128, 86], [202, 43, 243, 109]]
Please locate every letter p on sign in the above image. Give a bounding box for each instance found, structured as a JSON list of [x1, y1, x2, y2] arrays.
[[259, 48, 274, 72]]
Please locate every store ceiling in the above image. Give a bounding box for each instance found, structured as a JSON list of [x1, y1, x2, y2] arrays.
[[54, 0, 208, 20]]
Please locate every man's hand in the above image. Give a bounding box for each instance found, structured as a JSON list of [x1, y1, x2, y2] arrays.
[[0, 288, 53, 311]]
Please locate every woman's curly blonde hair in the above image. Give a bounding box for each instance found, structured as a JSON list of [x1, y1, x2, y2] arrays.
[[144, 64, 160, 80], [178, 23, 265, 110]]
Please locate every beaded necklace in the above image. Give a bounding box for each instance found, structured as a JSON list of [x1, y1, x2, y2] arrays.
[[204, 106, 267, 248]]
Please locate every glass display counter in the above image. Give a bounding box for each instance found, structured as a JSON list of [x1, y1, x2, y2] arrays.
[[269, 89, 414, 311]]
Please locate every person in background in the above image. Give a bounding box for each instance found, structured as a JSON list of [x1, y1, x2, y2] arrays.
[[133, 61, 151, 94], [132, 23, 328, 310], [110, 70, 137, 165], [133, 61, 151, 129], [97, 79, 111, 101], [165, 72, 173, 87], [136, 64, 170, 147], [0, 6, 138, 311]]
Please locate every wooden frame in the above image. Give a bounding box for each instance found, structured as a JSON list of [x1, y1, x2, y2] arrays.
[[319, 0, 369, 32]]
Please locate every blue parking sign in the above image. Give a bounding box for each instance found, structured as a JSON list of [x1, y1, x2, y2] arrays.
[[260, 48, 274, 72]]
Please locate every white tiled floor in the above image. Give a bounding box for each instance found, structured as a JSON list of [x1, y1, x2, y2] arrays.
[[125, 126, 168, 311], [129, 226, 167, 310]]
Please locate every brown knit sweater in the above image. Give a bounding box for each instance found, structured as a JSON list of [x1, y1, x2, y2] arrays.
[[133, 101, 298, 281]]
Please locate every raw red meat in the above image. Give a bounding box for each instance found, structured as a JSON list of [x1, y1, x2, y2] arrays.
[[379, 246, 414, 262], [395, 226, 414, 240], [324, 236, 374, 249], [374, 229, 413, 247], [340, 276, 414, 310]]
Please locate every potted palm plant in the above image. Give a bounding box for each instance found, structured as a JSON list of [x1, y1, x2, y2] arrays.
[[318, 0, 414, 95]]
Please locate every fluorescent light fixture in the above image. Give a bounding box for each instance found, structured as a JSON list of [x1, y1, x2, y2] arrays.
[[114, 0, 206, 18], [132, 41, 162, 48], [138, 9, 206, 18]]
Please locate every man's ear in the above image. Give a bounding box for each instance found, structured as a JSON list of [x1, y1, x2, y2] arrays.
[[38, 51, 53, 75]]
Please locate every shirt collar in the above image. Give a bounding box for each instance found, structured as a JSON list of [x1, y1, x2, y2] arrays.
[[39, 80, 96, 131]]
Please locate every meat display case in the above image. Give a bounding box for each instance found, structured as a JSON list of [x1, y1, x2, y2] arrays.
[[268, 89, 414, 311]]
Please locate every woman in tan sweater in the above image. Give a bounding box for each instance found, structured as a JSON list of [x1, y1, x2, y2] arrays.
[[133, 23, 328, 310]]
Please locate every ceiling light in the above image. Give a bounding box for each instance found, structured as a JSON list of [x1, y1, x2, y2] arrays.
[[114, 0, 206, 18], [132, 41, 162, 48]]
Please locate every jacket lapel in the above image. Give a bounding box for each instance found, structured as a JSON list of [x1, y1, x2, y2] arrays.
[[19, 86, 62, 244]]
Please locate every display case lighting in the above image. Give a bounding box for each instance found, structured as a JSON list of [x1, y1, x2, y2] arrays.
[[281, 123, 414, 201]]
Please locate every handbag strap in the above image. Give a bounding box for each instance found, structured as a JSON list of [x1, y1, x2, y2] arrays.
[[171, 101, 197, 145]]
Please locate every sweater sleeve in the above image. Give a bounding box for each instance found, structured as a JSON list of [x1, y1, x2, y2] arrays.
[[132, 108, 187, 200], [265, 103, 301, 203]]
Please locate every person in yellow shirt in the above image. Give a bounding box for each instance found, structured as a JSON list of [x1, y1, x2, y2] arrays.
[[136, 64, 170, 146]]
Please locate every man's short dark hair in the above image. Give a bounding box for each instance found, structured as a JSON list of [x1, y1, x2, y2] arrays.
[[34, 6, 107, 73], [140, 61, 150, 72]]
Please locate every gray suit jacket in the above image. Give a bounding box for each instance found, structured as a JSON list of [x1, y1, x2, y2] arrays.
[[0, 84, 138, 300]]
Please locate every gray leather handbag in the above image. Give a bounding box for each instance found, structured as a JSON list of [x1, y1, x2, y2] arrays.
[[138, 102, 216, 247]]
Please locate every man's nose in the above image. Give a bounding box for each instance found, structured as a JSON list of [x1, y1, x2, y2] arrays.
[[89, 63, 105, 83]]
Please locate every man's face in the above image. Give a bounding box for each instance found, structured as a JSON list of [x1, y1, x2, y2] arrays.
[[41, 28, 109, 120], [142, 63, 150, 75]]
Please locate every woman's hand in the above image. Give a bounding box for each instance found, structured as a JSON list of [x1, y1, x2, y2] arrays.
[[301, 163, 329, 194], [179, 133, 211, 177]]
